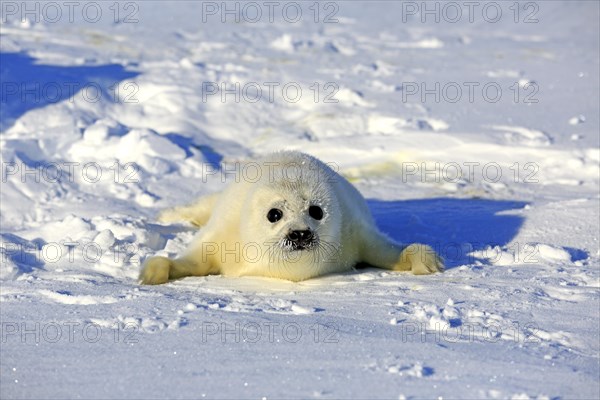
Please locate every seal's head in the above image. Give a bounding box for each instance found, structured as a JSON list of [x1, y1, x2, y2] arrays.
[[240, 152, 342, 280]]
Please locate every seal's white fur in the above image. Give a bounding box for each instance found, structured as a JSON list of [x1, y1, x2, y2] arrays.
[[140, 151, 443, 284]]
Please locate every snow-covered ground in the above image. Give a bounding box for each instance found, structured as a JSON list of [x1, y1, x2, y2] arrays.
[[1, 1, 599, 398]]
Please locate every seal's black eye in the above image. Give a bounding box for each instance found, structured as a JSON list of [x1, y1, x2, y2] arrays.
[[309, 205, 323, 220], [267, 208, 283, 223]]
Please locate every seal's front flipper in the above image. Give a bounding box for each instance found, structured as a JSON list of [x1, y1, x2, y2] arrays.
[[359, 230, 444, 275], [139, 255, 215, 285], [392, 244, 444, 275], [158, 192, 220, 227], [139, 256, 171, 284]]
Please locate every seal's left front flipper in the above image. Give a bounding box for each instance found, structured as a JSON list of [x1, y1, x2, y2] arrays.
[[359, 230, 444, 275], [393, 244, 444, 275]]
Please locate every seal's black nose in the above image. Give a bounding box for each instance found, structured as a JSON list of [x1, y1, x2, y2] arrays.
[[287, 230, 313, 246]]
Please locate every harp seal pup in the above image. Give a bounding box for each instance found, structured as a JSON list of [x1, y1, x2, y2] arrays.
[[140, 151, 443, 284]]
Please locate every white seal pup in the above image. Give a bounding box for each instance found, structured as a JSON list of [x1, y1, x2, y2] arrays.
[[140, 151, 443, 284]]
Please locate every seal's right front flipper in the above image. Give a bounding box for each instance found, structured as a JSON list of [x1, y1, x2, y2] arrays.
[[158, 192, 220, 227], [139, 255, 215, 285], [139, 256, 171, 284]]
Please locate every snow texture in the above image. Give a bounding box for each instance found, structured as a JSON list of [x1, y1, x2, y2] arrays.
[[1, 1, 599, 399]]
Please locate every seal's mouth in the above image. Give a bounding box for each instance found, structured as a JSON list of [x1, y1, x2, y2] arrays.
[[289, 241, 317, 251], [281, 238, 318, 252]]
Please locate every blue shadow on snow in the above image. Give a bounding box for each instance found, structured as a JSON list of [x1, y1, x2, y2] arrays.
[[0, 52, 138, 131], [367, 198, 528, 268], [164, 133, 224, 169]]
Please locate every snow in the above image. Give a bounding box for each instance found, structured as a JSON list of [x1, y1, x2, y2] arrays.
[[1, 1, 599, 399]]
